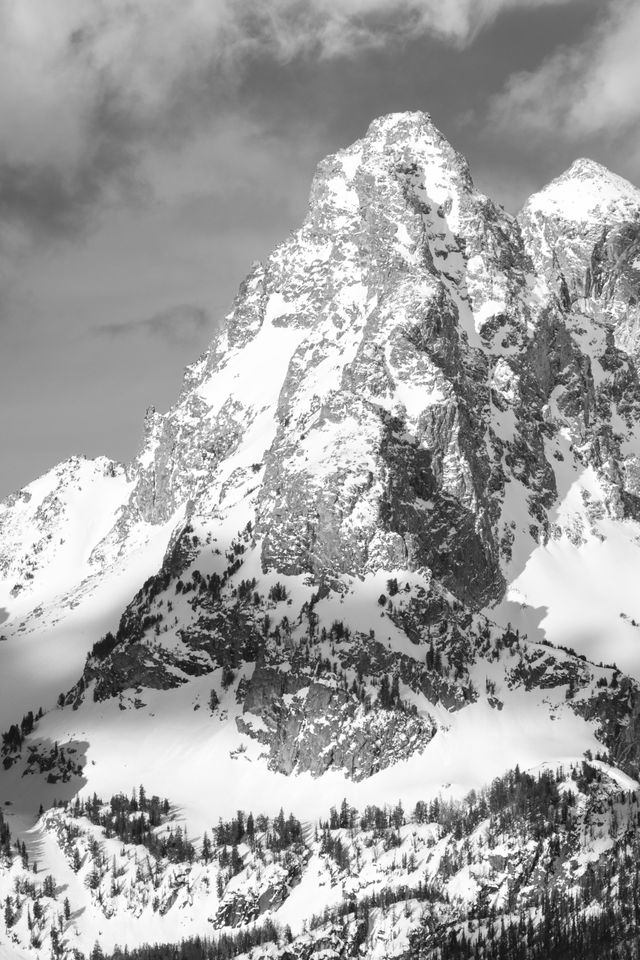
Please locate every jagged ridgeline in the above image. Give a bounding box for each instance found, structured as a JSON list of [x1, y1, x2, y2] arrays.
[[2, 111, 640, 958], [6, 763, 639, 960]]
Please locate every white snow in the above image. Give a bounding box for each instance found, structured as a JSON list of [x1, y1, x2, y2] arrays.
[[0, 512, 178, 735], [524, 158, 640, 225], [495, 521, 640, 680]]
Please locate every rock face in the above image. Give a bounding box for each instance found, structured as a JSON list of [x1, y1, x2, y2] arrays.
[[239, 663, 437, 780]]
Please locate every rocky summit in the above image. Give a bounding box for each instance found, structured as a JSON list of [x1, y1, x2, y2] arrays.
[[2, 111, 640, 959]]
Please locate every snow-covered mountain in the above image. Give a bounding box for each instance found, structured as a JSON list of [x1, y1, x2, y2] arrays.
[[2, 111, 640, 959]]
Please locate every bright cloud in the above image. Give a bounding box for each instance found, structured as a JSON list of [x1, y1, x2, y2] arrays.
[[489, 0, 640, 140]]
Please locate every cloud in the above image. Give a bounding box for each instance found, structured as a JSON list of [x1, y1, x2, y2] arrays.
[[96, 304, 213, 345], [0, 0, 582, 242], [489, 0, 640, 144], [315, 0, 586, 52]]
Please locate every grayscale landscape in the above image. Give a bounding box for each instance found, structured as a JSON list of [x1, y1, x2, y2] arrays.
[[1, 2, 640, 958]]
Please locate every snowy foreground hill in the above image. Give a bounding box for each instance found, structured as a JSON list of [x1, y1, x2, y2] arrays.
[[2, 111, 640, 958]]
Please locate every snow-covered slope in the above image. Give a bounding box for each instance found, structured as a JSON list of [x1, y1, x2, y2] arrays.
[[2, 111, 640, 958], [0, 456, 128, 612], [0, 454, 182, 736]]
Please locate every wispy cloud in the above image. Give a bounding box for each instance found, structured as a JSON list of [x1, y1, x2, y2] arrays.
[[488, 0, 640, 148], [96, 304, 213, 345], [0, 0, 584, 243]]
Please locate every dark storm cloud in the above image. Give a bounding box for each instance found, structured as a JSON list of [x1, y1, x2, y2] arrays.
[[96, 304, 213, 345], [0, 162, 85, 238], [0, 133, 142, 242]]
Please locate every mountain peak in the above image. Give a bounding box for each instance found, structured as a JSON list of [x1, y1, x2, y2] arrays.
[[305, 110, 475, 237], [362, 110, 469, 178], [365, 109, 435, 139], [522, 156, 640, 224], [563, 157, 616, 180]]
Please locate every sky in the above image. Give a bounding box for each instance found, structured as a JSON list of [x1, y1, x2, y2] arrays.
[[1, 0, 640, 497]]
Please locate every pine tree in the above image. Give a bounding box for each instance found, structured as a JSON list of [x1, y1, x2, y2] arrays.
[[201, 832, 212, 863], [4, 895, 14, 929]]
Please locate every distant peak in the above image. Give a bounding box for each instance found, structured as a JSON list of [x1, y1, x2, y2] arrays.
[[522, 157, 640, 224]]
